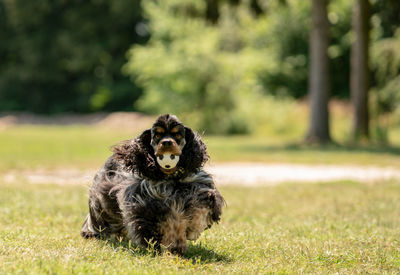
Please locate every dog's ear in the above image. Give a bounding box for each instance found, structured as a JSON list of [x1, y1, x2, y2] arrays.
[[179, 127, 209, 174], [136, 129, 152, 151], [112, 129, 153, 170], [134, 129, 168, 179]]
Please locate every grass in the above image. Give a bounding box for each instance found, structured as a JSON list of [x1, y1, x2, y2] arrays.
[[1, 102, 399, 273], [0, 125, 400, 172], [1, 181, 400, 274], [1, 99, 399, 170], [0, 126, 128, 171], [206, 136, 400, 167]]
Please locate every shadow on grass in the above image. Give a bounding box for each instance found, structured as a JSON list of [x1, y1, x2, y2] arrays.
[[240, 142, 400, 156], [103, 238, 231, 263], [184, 243, 232, 263]]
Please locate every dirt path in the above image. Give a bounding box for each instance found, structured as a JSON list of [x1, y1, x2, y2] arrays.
[[2, 163, 400, 186], [207, 163, 400, 185]]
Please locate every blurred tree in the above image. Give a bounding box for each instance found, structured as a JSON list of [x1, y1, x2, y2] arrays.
[[371, 29, 400, 129], [1, 0, 398, 134], [370, 0, 400, 131], [305, 0, 331, 143], [372, 0, 400, 38], [250, 0, 353, 99], [351, 0, 370, 140], [124, 0, 276, 134], [256, 1, 310, 98], [0, 0, 146, 113]]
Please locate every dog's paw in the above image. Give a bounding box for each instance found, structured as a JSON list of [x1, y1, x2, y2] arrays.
[[169, 241, 187, 256], [207, 190, 224, 222], [81, 231, 98, 239]]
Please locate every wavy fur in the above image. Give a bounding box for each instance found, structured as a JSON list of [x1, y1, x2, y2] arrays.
[[81, 114, 224, 255]]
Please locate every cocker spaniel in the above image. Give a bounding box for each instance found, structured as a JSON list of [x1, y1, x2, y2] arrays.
[[81, 114, 225, 255]]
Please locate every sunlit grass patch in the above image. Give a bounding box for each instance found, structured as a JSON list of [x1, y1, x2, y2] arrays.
[[0, 124, 400, 172], [0, 125, 136, 171], [1, 181, 400, 273], [206, 136, 400, 167], [0, 100, 399, 171]]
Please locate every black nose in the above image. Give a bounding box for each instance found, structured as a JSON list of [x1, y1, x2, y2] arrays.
[[162, 140, 172, 146]]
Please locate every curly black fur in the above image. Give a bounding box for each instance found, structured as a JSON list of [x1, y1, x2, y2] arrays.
[[112, 126, 209, 181], [81, 114, 224, 255]]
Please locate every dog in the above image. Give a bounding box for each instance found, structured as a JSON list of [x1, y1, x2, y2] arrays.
[[81, 114, 225, 255]]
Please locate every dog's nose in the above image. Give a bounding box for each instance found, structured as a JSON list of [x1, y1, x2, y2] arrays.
[[162, 140, 172, 147]]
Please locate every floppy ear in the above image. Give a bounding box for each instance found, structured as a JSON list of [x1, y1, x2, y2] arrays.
[[133, 129, 171, 179], [112, 129, 154, 171], [136, 129, 153, 153], [179, 127, 209, 174]]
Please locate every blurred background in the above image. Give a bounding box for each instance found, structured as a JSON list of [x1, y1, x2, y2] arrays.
[[0, 0, 400, 168], [2, 2, 400, 272]]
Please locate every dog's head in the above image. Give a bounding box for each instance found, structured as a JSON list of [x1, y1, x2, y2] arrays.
[[113, 114, 208, 180], [150, 114, 186, 175]]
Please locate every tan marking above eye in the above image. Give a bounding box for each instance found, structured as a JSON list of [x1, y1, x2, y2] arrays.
[[155, 127, 165, 134], [170, 127, 181, 134]]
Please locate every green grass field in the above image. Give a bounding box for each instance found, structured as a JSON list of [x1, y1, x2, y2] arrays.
[[1, 181, 400, 274], [1, 106, 400, 274], [1, 99, 399, 171], [0, 125, 399, 172]]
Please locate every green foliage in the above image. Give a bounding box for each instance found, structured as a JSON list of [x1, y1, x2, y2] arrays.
[[256, 1, 310, 98], [0, 0, 145, 113], [1, 0, 400, 133], [125, 0, 355, 134], [371, 28, 400, 124], [125, 1, 265, 134], [372, 0, 400, 38]]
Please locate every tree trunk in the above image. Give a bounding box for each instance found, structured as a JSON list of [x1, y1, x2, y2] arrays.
[[306, 0, 331, 143], [351, 0, 370, 140]]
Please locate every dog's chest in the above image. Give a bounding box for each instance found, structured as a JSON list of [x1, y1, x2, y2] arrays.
[[158, 202, 212, 247], [136, 175, 214, 245]]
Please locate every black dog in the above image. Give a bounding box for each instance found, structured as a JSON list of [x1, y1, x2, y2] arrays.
[[81, 114, 225, 255]]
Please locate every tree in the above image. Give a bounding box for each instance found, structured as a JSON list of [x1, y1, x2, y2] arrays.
[[305, 0, 331, 143], [124, 0, 278, 134], [0, 0, 146, 113], [350, 0, 370, 140]]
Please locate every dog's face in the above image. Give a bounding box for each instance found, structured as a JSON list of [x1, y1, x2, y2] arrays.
[[113, 113, 208, 180], [150, 114, 186, 174]]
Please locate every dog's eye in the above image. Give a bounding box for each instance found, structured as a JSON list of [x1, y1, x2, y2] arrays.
[[174, 133, 182, 139], [159, 155, 164, 160], [170, 155, 175, 160], [154, 134, 161, 139]]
